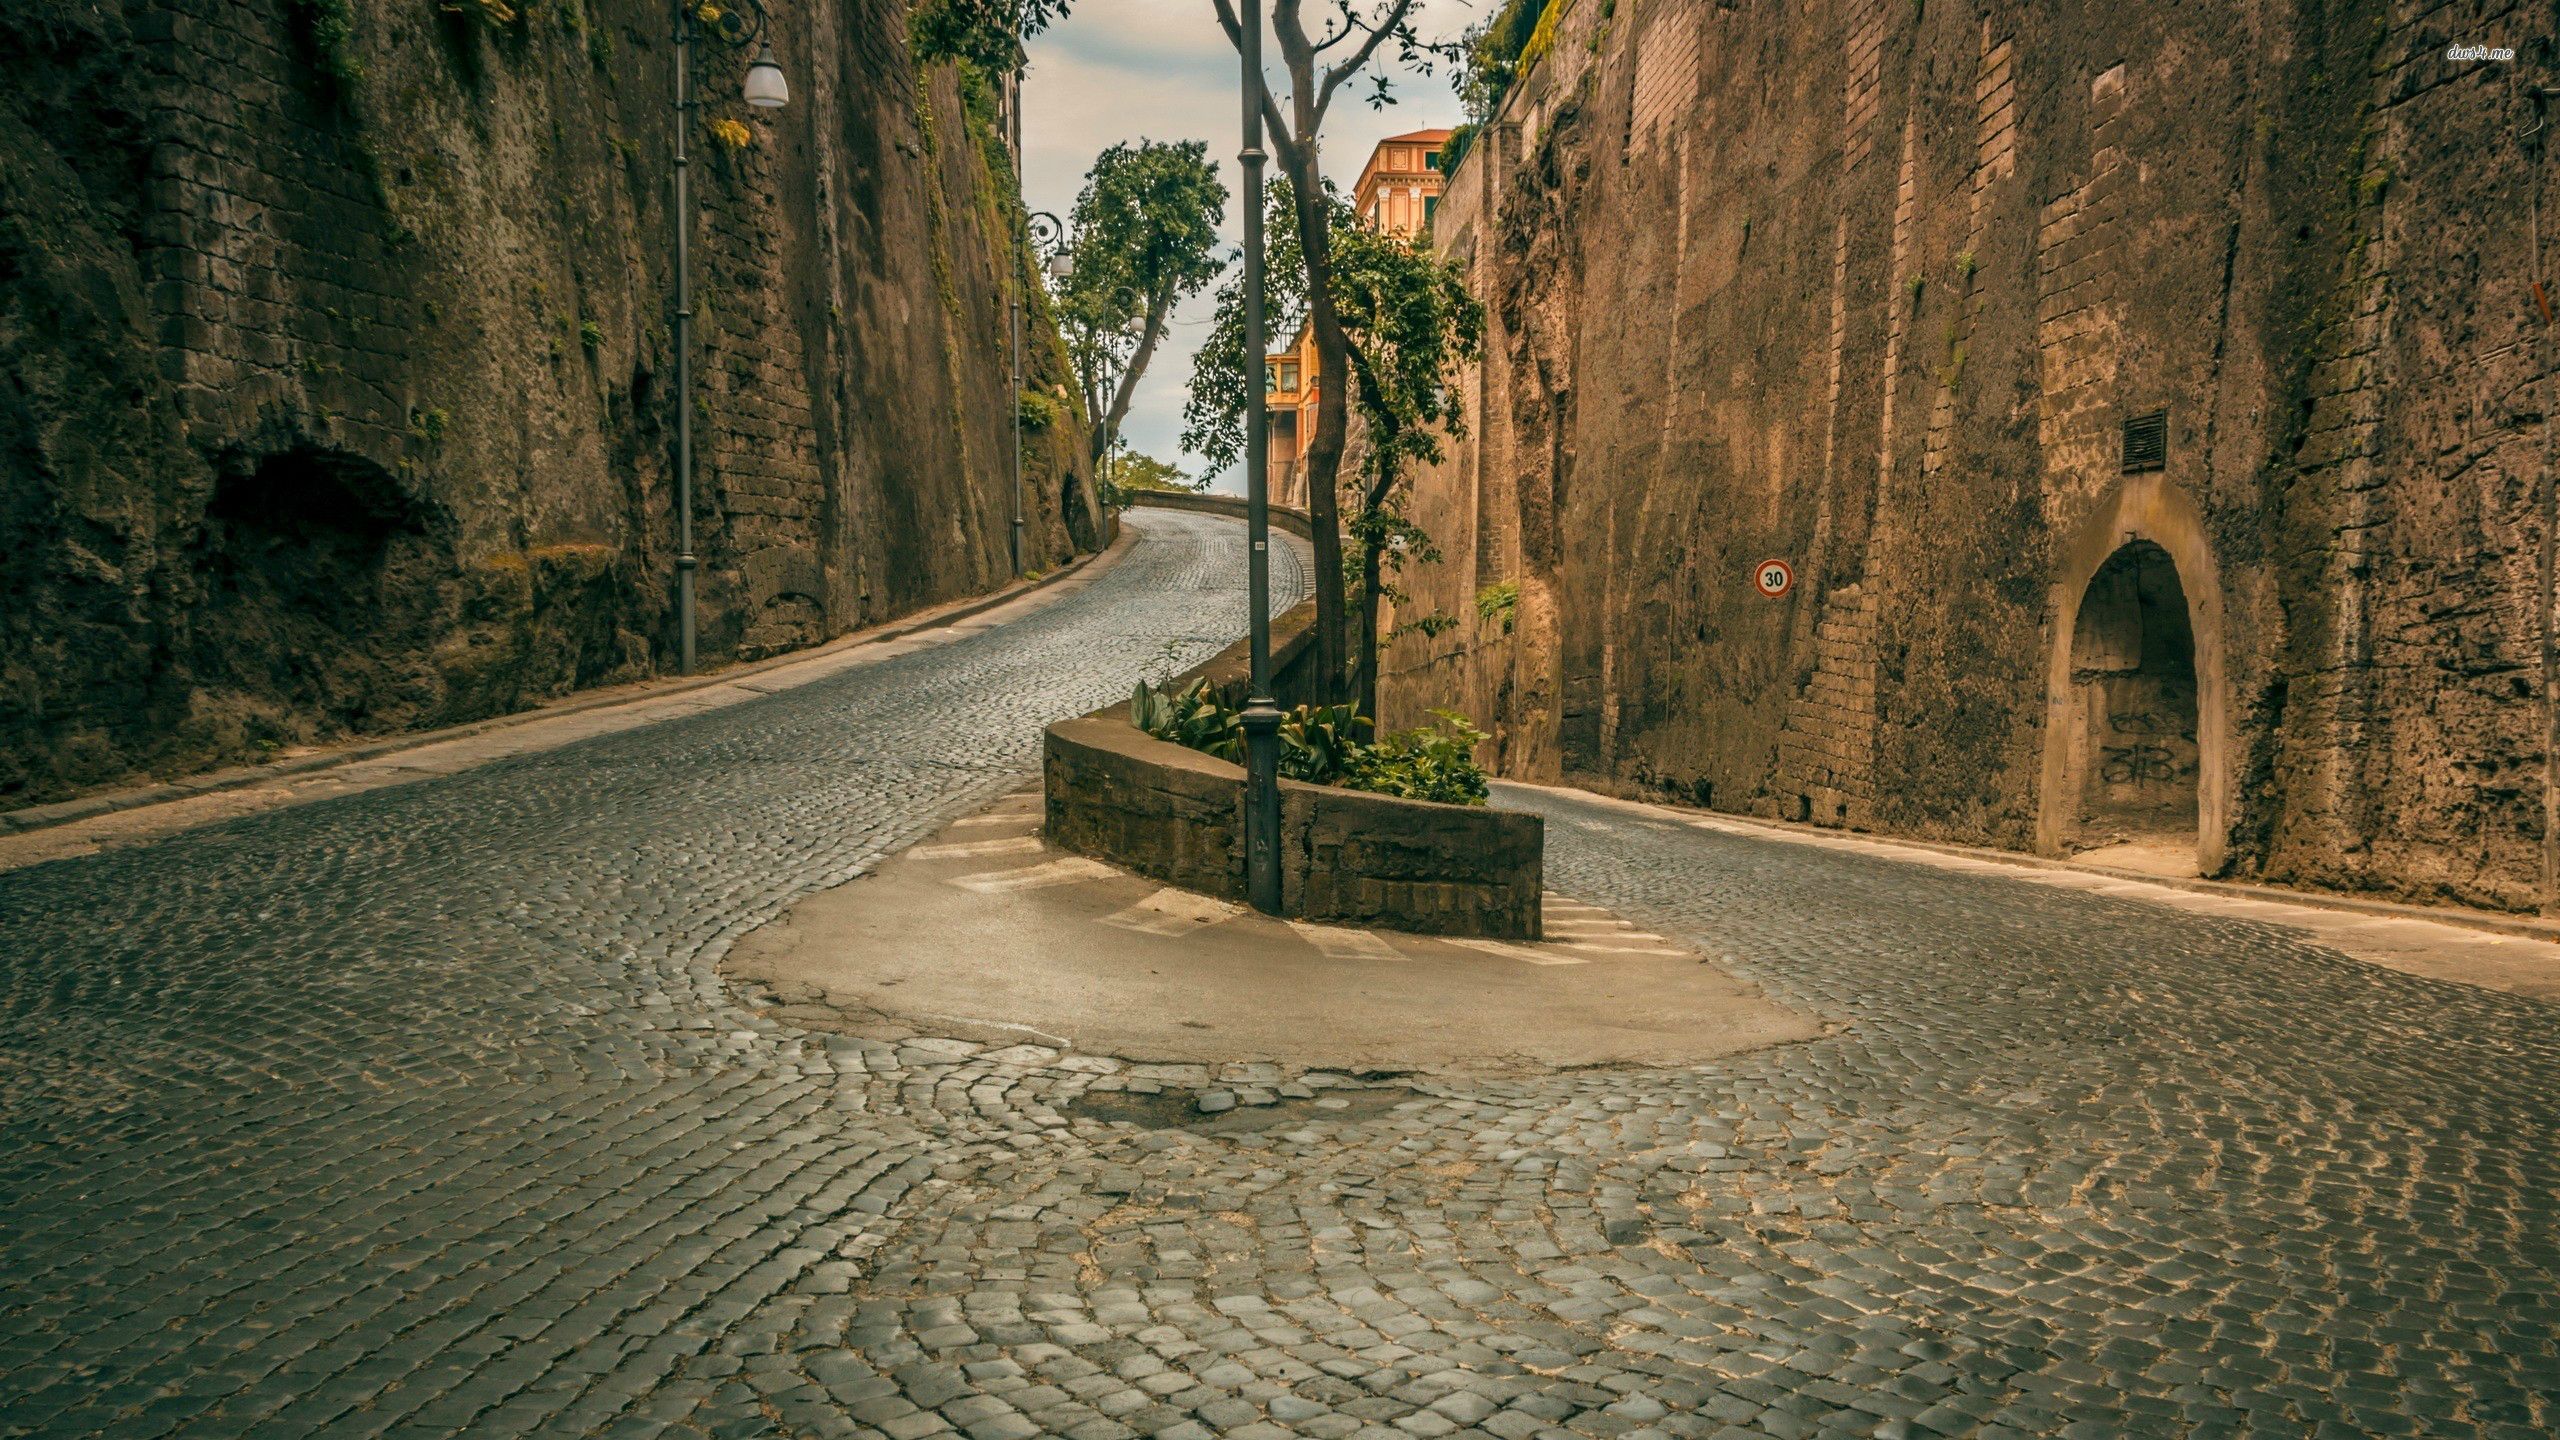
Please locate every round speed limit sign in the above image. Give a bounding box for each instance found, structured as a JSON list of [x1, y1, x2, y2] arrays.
[[1753, 559, 1794, 598]]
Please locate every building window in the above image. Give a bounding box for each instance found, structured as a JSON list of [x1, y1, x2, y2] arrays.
[[1424, 150, 1440, 171], [1424, 195, 1438, 225]]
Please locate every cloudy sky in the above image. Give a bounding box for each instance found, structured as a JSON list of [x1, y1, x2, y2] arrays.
[[1021, 1, 1482, 494]]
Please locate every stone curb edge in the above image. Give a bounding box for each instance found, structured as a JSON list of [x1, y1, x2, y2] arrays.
[[1504, 780, 2560, 946], [2, 525, 1141, 839]]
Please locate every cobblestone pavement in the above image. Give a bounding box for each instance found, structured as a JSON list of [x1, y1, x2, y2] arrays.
[[5, 510, 2558, 1440]]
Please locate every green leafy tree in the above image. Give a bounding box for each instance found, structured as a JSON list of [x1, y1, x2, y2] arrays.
[[907, 0, 1073, 72], [1184, 181, 1481, 719], [1060, 140, 1227, 470], [1102, 448, 1207, 503], [1451, 0, 1545, 124], [1208, 0, 1449, 702]]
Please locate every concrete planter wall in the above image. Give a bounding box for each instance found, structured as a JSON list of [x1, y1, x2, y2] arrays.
[[1043, 519, 1543, 938], [1042, 717, 1544, 939]]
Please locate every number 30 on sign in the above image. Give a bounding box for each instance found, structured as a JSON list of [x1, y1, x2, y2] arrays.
[[1753, 559, 1794, 598]]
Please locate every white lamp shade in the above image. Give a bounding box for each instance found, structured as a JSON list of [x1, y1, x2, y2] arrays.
[[743, 48, 788, 108], [1044, 253, 1073, 279]]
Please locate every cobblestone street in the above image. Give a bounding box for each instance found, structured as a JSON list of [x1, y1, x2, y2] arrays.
[[4, 510, 2557, 1440]]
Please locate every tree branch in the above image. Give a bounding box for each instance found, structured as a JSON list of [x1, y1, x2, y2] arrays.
[[1207, 0, 1309, 173], [1308, 0, 1356, 52], [1316, 0, 1414, 116], [1094, 286, 1175, 464]]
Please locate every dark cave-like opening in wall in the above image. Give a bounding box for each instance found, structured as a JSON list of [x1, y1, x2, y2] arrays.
[[192, 443, 453, 737]]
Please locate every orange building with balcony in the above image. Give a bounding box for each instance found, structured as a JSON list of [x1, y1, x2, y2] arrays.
[[1265, 129, 1451, 508], [1353, 127, 1453, 236]]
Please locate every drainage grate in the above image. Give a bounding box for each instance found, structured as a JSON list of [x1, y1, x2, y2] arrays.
[[2121, 409, 2169, 473]]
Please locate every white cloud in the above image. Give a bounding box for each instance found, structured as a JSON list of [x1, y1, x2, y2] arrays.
[[1023, 0, 1481, 492]]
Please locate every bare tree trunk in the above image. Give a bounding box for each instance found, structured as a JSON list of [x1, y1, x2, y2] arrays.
[[1089, 288, 1173, 467], [1279, 115, 1349, 702], [1207, 0, 1418, 706], [1355, 539, 1383, 727]]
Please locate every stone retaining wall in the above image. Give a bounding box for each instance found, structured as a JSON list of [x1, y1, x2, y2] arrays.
[[1, 0, 1096, 812], [1124, 491, 1313, 541], [1377, 0, 2560, 914]]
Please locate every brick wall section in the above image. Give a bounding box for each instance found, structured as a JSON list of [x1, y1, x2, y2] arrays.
[[1627, 5, 1699, 160], [1381, 0, 2559, 914], [1773, 585, 1879, 827], [2032, 66, 2129, 490], [1841, 0, 1886, 172], [700, 138, 831, 661]]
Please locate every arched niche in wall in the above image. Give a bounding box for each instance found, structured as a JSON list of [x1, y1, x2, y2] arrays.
[[2036, 474, 2230, 876]]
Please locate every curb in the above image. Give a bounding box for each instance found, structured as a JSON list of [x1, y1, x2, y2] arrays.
[[1502, 780, 2560, 946], [2, 528, 1139, 839]]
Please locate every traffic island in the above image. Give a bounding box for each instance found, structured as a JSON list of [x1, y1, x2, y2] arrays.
[[1037, 592, 1545, 940], [719, 786, 1817, 1072]]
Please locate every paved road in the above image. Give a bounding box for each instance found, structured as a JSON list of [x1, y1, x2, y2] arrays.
[[3, 509, 2557, 1440]]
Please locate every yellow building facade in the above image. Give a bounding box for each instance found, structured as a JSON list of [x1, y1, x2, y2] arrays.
[[1264, 129, 1452, 509]]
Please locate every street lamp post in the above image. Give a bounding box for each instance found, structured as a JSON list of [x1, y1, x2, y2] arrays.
[[1018, 211, 1067, 578], [671, 0, 787, 674], [1237, 0, 1282, 913]]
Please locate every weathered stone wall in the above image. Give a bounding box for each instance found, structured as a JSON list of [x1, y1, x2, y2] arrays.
[[0, 0, 1097, 808], [1041, 716, 1546, 939], [1382, 0, 2558, 914]]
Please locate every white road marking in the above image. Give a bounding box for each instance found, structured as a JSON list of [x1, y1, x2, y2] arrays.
[[914, 1015, 1073, 1048], [1286, 921, 1409, 962], [947, 812, 1035, 829], [1102, 887, 1244, 937], [1446, 938, 1586, 967], [912, 835, 1044, 860], [949, 857, 1116, 893]]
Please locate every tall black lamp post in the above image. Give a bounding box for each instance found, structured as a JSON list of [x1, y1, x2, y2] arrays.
[[671, 0, 788, 674], [1016, 211, 1069, 578], [1237, 0, 1282, 913]]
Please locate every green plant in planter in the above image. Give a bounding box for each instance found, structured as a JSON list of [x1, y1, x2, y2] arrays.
[[1131, 683, 1491, 807], [1130, 679, 1241, 762], [1345, 709, 1490, 806], [1277, 703, 1367, 783]]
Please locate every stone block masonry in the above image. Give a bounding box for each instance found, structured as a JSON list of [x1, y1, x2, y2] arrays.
[[0, 0, 1098, 809], [1380, 0, 2559, 915], [1043, 715, 1546, 940]]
